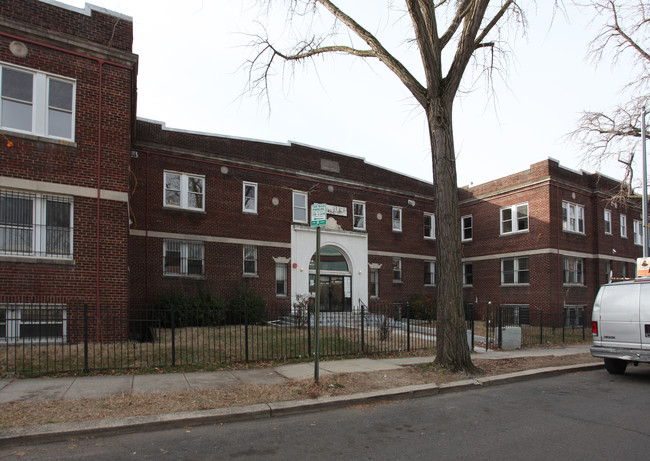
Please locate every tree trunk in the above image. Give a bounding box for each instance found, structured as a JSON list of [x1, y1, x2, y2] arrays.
[[427, 98, 476, 372]]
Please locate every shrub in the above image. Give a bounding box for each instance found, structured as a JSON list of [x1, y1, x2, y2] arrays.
[[407, 293, 436, 321], [227, 287, 267, 324], [153, 291, 226, 327]]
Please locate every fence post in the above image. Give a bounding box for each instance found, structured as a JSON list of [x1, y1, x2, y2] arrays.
[[245, 301, 249, 364], [83, 303, 89, 374], [307, 302, 312, 358], [497, 306, 503, 350], [562, 308, 566, 343], [171, 307, 176, 367], [361, 303, 365, 353], [406, 302, 411, 352], [485, 306, 489, 352], [539, 310, 543, 345]]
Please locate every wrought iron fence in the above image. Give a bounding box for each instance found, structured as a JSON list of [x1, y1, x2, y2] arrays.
[[484, 304, 589, 349]]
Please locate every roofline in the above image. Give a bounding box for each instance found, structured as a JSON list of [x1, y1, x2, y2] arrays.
[[39, 0, 133, 21]]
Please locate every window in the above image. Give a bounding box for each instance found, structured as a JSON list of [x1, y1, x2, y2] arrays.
[[0, 190, 73, 258], [424, 213, 435, 239], [605, 261, 611, 284], [424, 261, 435, 285], [500, 203, 528, 234], [620, 215, 627, 238], [461, 215, 473, 241], [276, 264, 287, 296], [243, 245, 257, 275], [293, 192, 307, 223], [243, 182, 257, 213], [1, 63, 75, 140], [370, 269, 379, 297], [393, 258, 402, 282], [622, 263, 627, 279], [634, 219, 643, 245], [564, 305, 585, 327], [501, 257, 529, 285], [163, 240, 204, 276], [562, 201, 585, 234], [563, 257, 584, 285], [353, 201, 366, 230], [164, 171, 204, 211], [604, 209, 612, 235], [463, 262, 473, 286], [1, 303, 66, 342], [501, 304, 530, 325], [392, 207, 402, 232]]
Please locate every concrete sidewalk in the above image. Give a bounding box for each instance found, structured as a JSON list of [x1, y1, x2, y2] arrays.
[[0, 345, 600, 447], [0, 345, 591, 404]]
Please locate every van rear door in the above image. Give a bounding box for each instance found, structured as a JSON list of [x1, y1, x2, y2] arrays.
[[641, 283, 650, 351], [599, 283, 641, 349]]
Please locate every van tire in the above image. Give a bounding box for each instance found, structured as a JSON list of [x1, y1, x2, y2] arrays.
[[604, 358, 628, 375]]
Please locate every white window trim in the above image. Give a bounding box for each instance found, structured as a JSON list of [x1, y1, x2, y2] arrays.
[[163, 171, 205, 211], [392, 207, 402, 232], [0, 62, 76, 142], [1, 303, 67, 343], [563, 257, 584, 286], [163, 239, 205, 277], [500, 203, 529, 235], [243, 245, 258, 275], [501, 257, 530, 285], [424, 213, 435, 240], [463, 262, 473, 286], [242, 182, 258, 214], [604, 209, 612, 235], [293, 191, 308, 223], [461, 215, 473, 242], [620, 215, 627, 238], [633, 219, 643, 245], [392, 257, 402, 282], [353, 200, 366, 231], [562, 201, 585, 234], [424, 261, 435, 286], [370, 268, 379, 298], [275, 263, 288, 296], [0, 190, 74, 259]]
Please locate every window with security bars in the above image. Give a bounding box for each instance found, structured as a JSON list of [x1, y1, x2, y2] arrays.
[[163, 239, 204, 276], [564, 305, 585, 327], [0, 190, 73, 258], [1, 303, 66, 342], [501, 304, 530, 325]]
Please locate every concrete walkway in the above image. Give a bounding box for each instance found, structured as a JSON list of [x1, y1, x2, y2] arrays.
[[0, 345, 591, 404]]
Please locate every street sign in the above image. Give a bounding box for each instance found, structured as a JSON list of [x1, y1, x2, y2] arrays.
[[310, 203, 327, 227]]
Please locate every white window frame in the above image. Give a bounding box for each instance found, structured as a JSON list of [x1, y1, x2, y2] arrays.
[[392, 207, 402, 232], [500, 203, 529, 235], [393, 257, 402, 282], [424, 261, 435, 286], [501, 257, 530, 285], [0, 190, 73, 259], [461, 215, 473, 241], [163, 239, 204, 277], [562, 201, 585, 234], [604, 209, 612, 235], [0, 63, 76, 141], [243, 245, 258, 275], [1, 303, 67, 343], [620, 215, 627, 238], [353, 201, 366, 230], [275, 263, 288, 296], [633, 219, 643, 245], [293, 191, 308, 223], [563, 257, 584, 285], [424, 213, 435, 240], [163, 171, 205, 211], [242, 182, 258, 214], [463, 262, 473, 286]]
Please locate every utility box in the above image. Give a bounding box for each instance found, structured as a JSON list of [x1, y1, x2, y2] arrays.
[[495, 326, 522, 350]]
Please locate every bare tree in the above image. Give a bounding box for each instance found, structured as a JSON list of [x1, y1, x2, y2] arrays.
[[246, 0, 530, 372], [572, 0, 650, 202]]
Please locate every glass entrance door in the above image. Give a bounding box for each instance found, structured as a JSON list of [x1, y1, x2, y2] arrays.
[[310, 274, 352, 312]]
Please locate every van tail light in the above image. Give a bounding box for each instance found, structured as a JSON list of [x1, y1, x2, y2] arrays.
[[592, 321, 599, 336]]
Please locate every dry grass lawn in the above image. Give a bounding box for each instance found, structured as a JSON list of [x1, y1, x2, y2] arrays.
[[0, 353, 600, 430]]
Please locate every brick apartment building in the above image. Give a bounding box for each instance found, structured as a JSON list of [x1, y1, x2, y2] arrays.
[[0, 1, 643, 342]]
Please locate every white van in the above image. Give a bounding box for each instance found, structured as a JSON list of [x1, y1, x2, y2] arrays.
[[591, 279, 650, 374]]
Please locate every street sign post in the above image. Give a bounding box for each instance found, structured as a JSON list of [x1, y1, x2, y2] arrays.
[[310, 203, 326, 383]]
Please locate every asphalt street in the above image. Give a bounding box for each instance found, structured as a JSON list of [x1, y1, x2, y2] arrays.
[[2, 366, 649, 460]]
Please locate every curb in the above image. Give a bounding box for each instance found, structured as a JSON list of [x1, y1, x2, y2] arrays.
[[0, 362, 603, 448]]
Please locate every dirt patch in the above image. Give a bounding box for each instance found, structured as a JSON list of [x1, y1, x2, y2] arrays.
[[0, 353, 600, 430]]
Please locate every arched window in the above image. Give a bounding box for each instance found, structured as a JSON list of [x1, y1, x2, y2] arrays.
[[309, 247, 349, 272]]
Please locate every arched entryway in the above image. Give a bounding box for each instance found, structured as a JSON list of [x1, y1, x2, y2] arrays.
[[309, 246, 352, 312]]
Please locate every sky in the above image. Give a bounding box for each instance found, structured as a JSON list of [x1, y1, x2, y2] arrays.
[[57, 0, 636, 187]]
